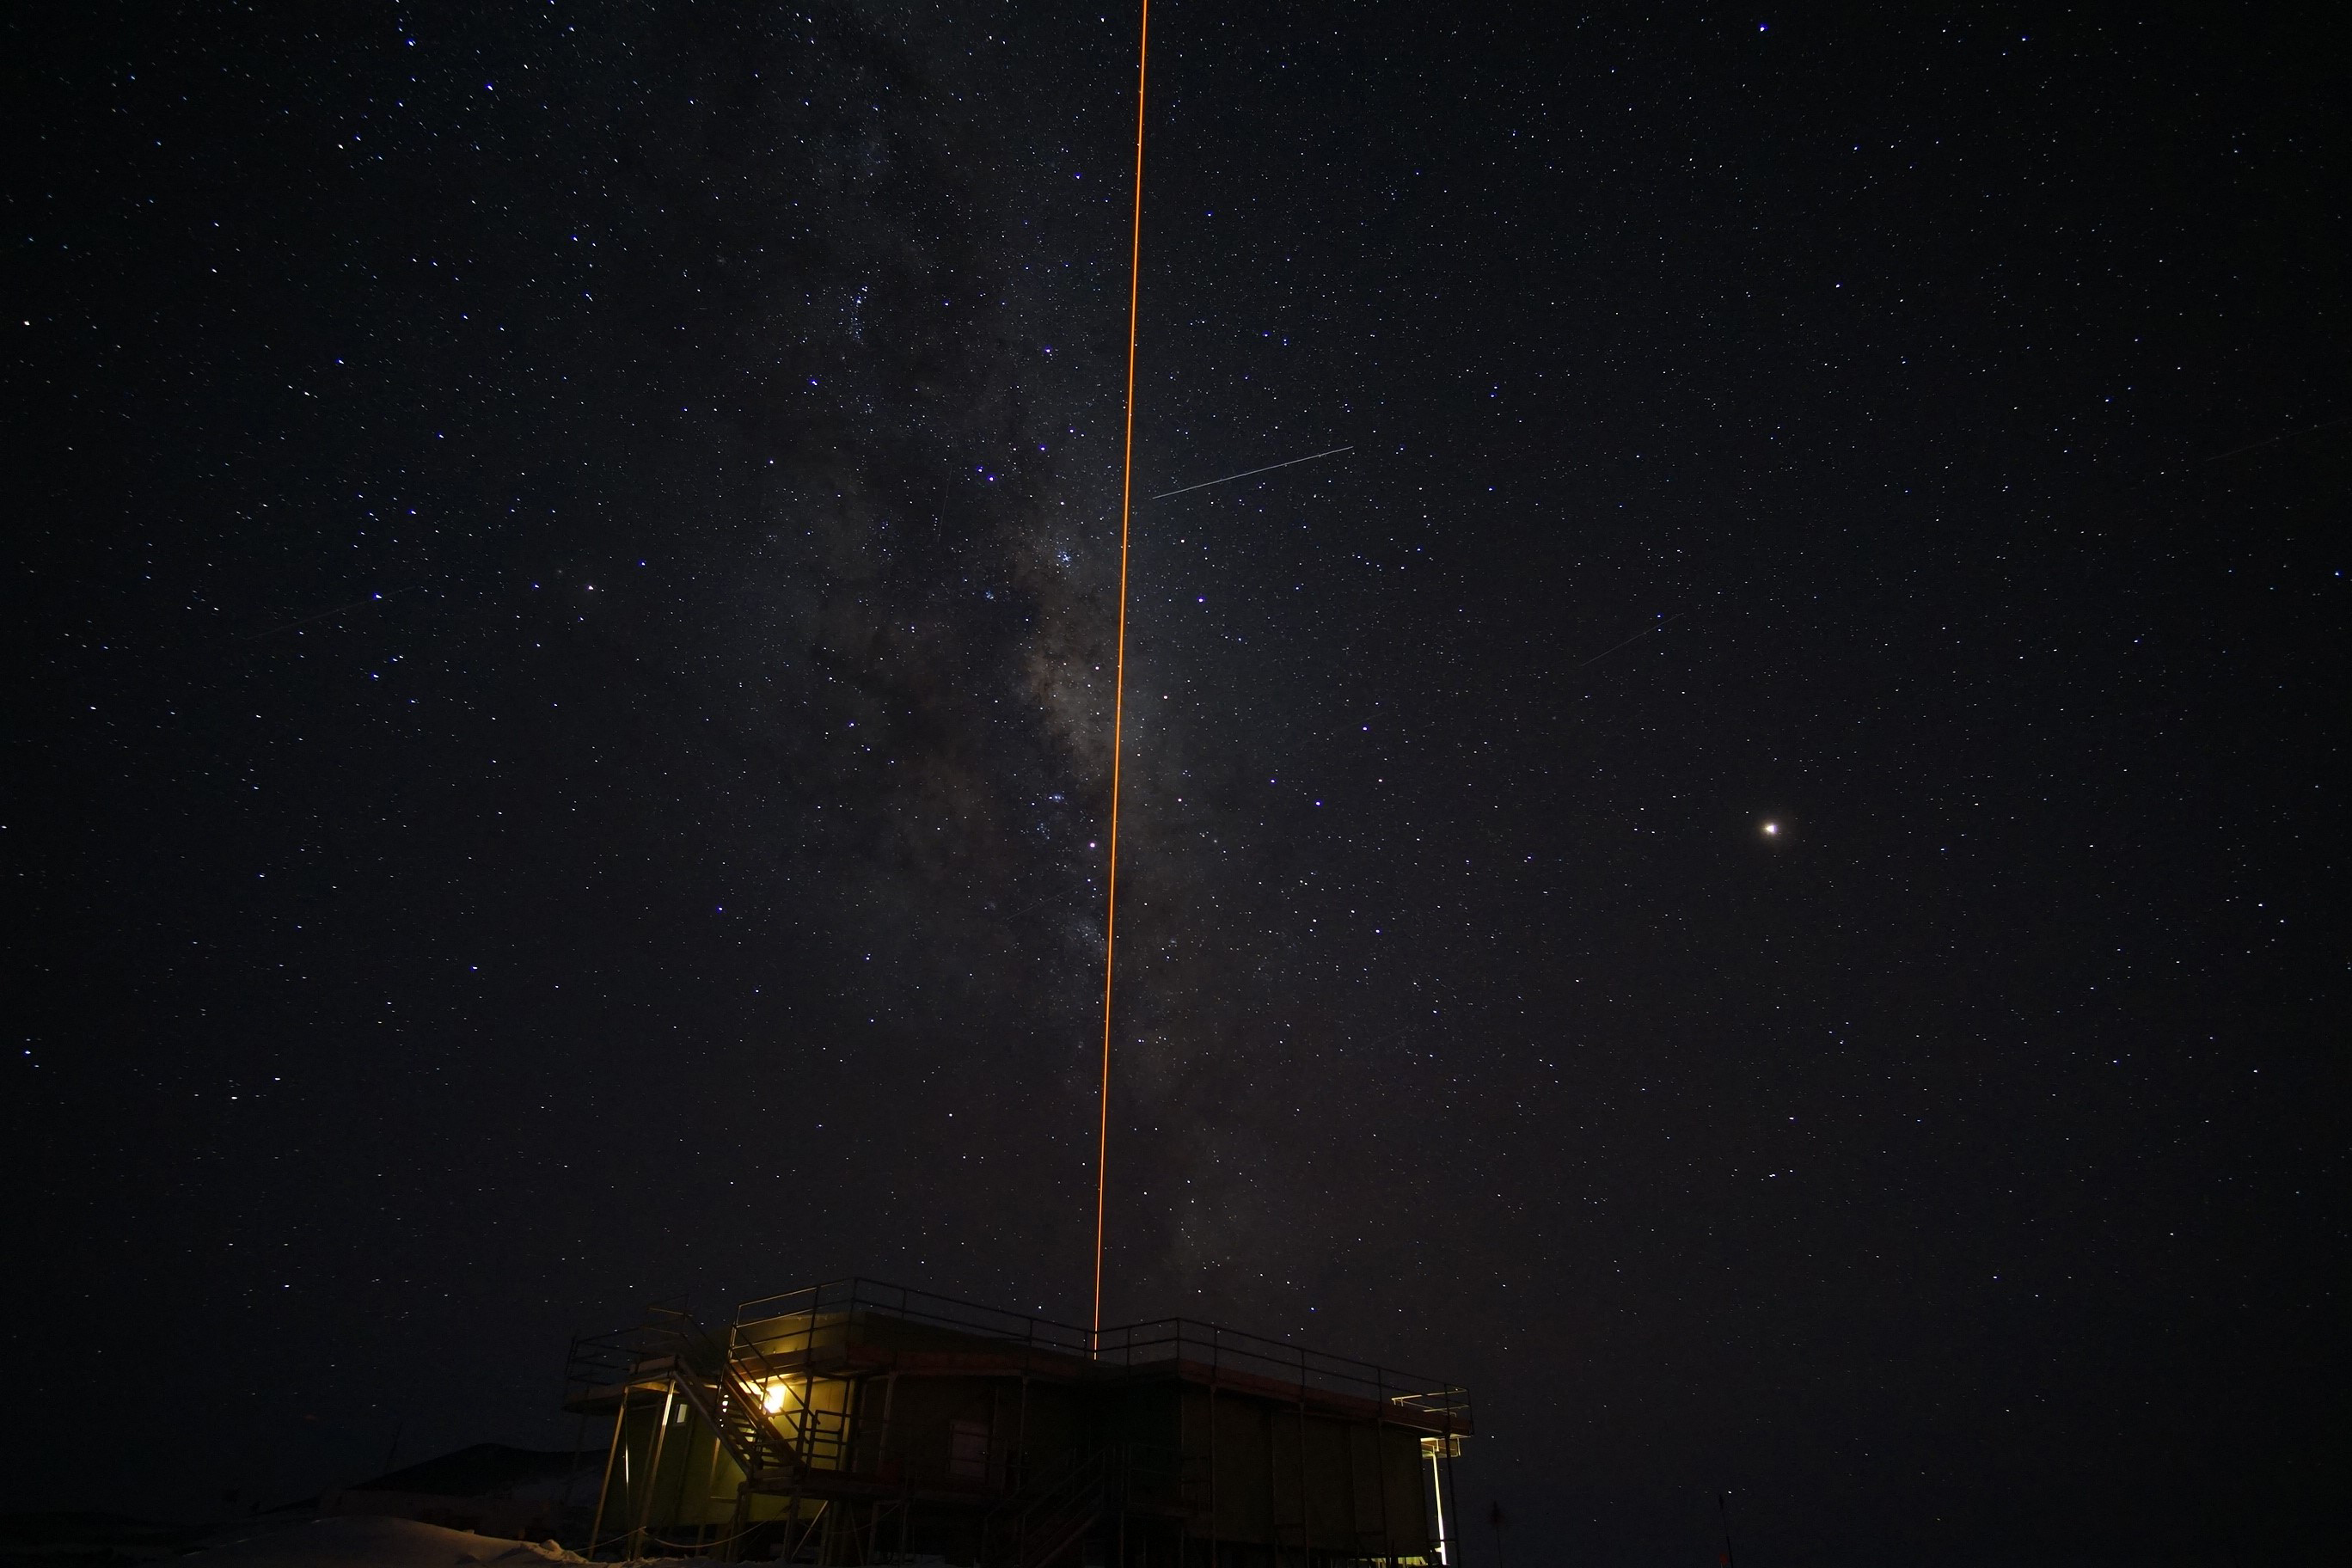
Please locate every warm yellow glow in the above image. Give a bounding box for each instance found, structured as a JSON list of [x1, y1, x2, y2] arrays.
[[1761, 821, 1779, 836], [760, 1379, 801, 1414]]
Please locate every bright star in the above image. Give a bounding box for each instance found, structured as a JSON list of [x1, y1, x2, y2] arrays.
[[1762, 821, 1780, 836]]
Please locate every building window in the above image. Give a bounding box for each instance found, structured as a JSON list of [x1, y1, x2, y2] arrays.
[[948, 1418, 989, 1480]]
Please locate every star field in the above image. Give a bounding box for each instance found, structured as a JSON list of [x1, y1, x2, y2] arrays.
[[7, 5, 2345, 1565]]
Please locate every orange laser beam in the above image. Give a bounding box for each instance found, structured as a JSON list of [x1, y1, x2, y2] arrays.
[[1094, 0, 1149, 1353]]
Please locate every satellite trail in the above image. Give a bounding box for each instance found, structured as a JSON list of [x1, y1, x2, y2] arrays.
[[241, 590, 402, 640], [1573, 612, 1686, 671], [2203, 410, 2352, 462], [1150, 444, 1354, 501]]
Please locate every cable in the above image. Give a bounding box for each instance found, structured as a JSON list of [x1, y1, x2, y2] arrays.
[[1094, 0, 1149, 1352]]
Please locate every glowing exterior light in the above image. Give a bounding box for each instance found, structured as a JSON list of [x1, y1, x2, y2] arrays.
[[1762, 821, 1779, 836]]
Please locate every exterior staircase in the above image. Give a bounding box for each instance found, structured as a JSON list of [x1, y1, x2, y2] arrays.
[[986, 1450, 1109, 1568], [567, 1305, 814, 1487]]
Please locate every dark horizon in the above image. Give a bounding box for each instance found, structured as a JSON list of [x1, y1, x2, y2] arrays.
[[7, 3, 2343, 1564]]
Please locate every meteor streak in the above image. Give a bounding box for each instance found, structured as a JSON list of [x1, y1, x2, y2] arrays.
[[1572, 611, 1685, 671], [1150, 444, 1354, 501], [2203, 410, 2352, 462], [241, 590, 403, 640]]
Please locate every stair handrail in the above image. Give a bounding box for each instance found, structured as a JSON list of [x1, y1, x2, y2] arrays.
[[628, 1308, 809, 1483]]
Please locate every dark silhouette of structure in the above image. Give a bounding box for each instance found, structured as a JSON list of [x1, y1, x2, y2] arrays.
[[322, 1443, 585, 1539]]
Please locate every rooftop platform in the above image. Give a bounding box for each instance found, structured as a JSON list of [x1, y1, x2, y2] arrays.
[[567, 1277, 1472, 1436]]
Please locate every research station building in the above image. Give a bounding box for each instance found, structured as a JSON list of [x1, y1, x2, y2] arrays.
[[564, 1279, 1471, 1568]]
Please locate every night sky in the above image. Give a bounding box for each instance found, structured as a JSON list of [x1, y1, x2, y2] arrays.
[[8, 4, 2345, 1564]]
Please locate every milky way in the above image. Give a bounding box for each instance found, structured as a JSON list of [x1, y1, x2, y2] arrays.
[[13, 5, 2344, 1562]]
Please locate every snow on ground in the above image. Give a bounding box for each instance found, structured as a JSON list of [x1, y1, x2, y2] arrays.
[[173, 1517, 693, 1568]]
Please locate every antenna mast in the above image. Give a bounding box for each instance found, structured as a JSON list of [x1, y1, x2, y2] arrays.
[[1094, 0, 1150, 1351]]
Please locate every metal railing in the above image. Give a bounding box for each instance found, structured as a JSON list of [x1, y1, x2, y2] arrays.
[[732, 1277, 1094, 1358], [981, 1445, 1179, 1568], [566, 1305, 830, 1481], [724, 1277, 1471, 1430], [1090, 1317, 1472, 1430], [572, 1281, 1470, 1480]]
